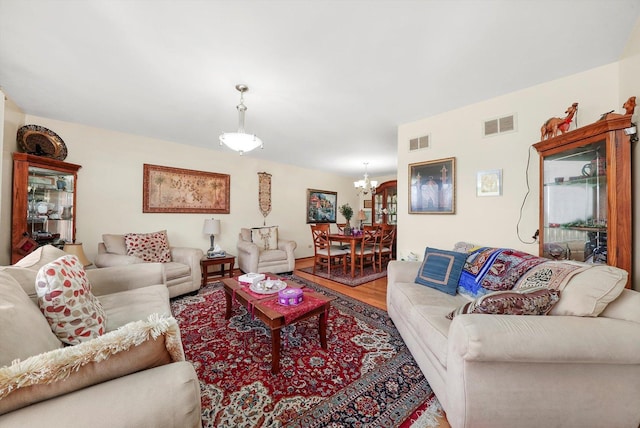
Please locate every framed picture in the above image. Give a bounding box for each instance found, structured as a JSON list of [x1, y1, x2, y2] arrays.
[[306, 189, 337, 223], [363, 199, 372, 209], [143, 164, 230, 213], [409, 157, 456, 214], [477, 169, 502, 197]]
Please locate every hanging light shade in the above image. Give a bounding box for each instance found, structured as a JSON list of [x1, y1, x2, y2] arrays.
[[354, 162, 378, 195], [219, 84, 263, 155]]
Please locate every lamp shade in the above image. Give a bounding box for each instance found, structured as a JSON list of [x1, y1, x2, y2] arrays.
[[203, 219, 221, 235], [357, 209, 367, 221], [63, 243, 91, 267]]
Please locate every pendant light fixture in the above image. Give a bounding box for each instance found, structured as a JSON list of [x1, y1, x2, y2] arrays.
[[219, 84, 263, 155], [354, 162, 378, 195]]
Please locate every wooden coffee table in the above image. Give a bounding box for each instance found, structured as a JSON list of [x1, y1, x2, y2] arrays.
[[221, 275, 334, 374]]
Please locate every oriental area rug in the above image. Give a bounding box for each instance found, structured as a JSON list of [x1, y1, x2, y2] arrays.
[[299, 265, 387, 287], [170, 276, 442, 427]]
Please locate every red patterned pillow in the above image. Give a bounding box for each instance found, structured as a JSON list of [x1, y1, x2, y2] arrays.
[[447, 287, 561, 319], [124, 230, 172, 262], [35, 255, 107, 345]]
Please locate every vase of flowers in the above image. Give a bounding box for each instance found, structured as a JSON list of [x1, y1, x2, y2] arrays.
[[339, 203, 354, 236]]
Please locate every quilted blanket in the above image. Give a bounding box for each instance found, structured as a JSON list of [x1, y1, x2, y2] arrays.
[[457, 246, 547, 299]]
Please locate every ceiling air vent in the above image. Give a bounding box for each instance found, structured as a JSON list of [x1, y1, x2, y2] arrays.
[[409, 134, 430, 151], [483, 113, 517, 137]]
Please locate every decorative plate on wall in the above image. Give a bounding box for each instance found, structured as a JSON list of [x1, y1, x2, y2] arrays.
[[16, 124, 68, 160]]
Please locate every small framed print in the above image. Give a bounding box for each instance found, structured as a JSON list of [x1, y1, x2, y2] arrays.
[[477, 169, 502, 197], [363, 199, 372, 209]]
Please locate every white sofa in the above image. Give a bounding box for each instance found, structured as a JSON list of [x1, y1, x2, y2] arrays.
[[0, 245, 201, 427], [387, 258, 640, 428]]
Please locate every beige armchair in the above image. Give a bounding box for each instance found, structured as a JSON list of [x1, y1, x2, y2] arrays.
[[237, 227, 297, 274], [94, 232, 203, 298]]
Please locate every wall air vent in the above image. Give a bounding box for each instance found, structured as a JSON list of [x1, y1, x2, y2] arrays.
[[409, 134, 430, 151], [483, 113, 517, 137]]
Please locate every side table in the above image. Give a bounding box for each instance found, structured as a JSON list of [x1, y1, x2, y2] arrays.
[[201, 254, 236, 286]]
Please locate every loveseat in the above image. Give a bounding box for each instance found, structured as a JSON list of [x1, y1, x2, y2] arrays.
[[237, 227, 297, 274], [94, 231, 203, 297], [0, 246, 201, 427], [387, 243, 640, 428]]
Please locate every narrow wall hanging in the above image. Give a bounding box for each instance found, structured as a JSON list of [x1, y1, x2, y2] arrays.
[[258, 172, 272, 225]]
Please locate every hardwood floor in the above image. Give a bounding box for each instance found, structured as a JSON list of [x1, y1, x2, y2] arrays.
[[292, 257, 452, 428], [293, 257, 388, 311]]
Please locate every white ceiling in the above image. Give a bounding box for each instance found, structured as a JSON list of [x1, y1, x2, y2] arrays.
[[1, 1, 639, 178]]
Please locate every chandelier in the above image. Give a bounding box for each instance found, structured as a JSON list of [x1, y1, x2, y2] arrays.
[[354, 162, 378, 195], [219, 84, 263, 155]]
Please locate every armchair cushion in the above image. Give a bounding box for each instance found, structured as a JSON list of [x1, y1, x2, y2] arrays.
[[124, 230, 172, 263], [251, 226, 278, 250], [0, 314, 183, 416], [36, 255, 107, 345]]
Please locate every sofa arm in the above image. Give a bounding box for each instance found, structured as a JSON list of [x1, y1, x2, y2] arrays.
[[0, 361, 201, 428], [170, 247, 204, 288], [236, 239, 259, 273], [387, 260, 421, 285], [448, 314, 640, 364], [94, 253, 144, 268], [87, 263, 165, 296], [278, 238, 297, 253]]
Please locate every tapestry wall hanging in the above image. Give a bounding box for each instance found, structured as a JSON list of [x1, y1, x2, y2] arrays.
[[143, 164, 230, 213], [258, 172, 272, 225]]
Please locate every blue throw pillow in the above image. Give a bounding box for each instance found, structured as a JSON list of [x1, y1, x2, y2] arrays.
[[415, 247, 467, 295]]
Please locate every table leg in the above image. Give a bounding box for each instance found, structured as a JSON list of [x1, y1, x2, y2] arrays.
[[319, 306, 328, 349], [350, 240, 357, 277], [228, 262, 234, 278], [271, 328, 281, 374], [224, 290, 232, 320]]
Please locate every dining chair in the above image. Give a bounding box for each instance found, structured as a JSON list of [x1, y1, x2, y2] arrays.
[[353, 226, 379, 275], [375, 224, 396, 272], [310, 224, 349, 275]]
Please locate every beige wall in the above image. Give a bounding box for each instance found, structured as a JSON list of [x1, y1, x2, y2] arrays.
[[620, 16, 640, 290], [1, 94, 26, 265], [397, 63, 621, 263], [1, 114, 361, 265]]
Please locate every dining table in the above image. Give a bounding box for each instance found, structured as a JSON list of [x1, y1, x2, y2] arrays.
[[328, 233, 363, 278]]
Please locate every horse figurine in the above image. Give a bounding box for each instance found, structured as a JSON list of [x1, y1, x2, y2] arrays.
[[541, 102, 579, 140], [598, 96, 636, 121]]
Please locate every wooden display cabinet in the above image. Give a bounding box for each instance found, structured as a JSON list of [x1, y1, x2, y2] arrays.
[[372, 180, 397, 225], [533, 116, 633, 287], [11, 153, 82, 264]]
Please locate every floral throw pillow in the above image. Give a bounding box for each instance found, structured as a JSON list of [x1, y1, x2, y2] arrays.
[[36, 255, 107, 345], [124, 230, 172, 262]]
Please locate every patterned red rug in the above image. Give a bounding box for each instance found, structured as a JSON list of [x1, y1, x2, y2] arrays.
[[299, 265, 387, 287], [170, 276, 442, 427]]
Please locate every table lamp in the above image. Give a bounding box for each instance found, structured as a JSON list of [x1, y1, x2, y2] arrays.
[[63, 242, 92, 267], [202, 218, 222, 258], [357, 209, 367, 229]]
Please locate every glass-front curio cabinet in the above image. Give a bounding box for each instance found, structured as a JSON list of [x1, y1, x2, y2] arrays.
[[533, 116, 632, 287], [11, 153, 82, 264], [372, 180, 397, 225]]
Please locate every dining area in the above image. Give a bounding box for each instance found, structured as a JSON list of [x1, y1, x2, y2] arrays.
[[309, 223, 396, 280]]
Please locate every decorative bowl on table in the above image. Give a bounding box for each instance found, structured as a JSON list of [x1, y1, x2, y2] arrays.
[[249, 279, 287, 294]]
